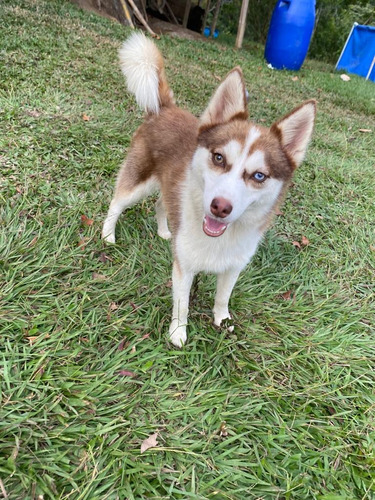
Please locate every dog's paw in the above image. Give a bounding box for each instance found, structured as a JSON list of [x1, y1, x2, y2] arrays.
[[102, 232, 116, 244], [168, 321, 187, 347], [157, 228, 172, 240], [214, 311, 234, 332]]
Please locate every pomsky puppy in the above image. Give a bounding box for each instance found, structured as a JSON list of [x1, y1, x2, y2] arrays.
[[102, 32, 316, 347]]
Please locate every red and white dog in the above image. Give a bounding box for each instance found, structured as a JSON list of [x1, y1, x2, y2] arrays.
[[102, 32, 316, 347]]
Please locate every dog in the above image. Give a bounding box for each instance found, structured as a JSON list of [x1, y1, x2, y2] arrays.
[[102, 32, 316, 347]]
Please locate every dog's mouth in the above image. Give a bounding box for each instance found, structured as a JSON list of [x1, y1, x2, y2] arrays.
[[203, 216, 228, 237]]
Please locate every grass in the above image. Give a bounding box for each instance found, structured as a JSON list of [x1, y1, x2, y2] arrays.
[[1, 0, 375, 498]]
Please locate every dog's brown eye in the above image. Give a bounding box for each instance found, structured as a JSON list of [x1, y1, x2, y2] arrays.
[[212, 152, 225, 167]]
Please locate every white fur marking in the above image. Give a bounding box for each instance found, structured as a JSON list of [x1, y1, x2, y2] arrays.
[[102, 178, 158, 243], [119, 32, 161, 114]]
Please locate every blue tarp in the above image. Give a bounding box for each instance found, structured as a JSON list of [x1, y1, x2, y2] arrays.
[[336, 23, 375, 82]]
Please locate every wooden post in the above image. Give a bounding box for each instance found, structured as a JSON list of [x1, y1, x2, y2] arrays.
[[182, 0, 192, 28], [210, 0, 221, 37], [119, 0, 135, 28], [201, 0, 211, 34], [164, 0, 180, 25], [235, 0, 249, 49], [127, 0, 160, 37]]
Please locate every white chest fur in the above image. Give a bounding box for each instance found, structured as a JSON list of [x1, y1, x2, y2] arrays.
[[175, 179, 266, 275]]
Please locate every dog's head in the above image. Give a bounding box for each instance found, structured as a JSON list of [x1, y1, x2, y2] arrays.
[[191, 68, 316, 237]]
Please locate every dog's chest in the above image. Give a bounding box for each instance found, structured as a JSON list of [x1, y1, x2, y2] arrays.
[[175, 218, 262, 274]]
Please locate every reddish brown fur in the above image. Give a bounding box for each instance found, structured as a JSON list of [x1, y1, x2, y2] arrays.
[[250, 129, 294, 180], [116, 110, 299, 236], [115, 106, 199, 235]]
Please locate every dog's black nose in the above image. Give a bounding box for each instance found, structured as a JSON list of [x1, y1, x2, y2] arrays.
[[210, 197, 233, 218]]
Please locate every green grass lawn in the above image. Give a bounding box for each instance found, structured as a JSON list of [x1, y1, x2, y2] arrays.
[[1, 0, 375, 498]]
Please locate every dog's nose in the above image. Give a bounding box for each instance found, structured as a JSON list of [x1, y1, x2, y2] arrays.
[[210, 197, 233, 218]]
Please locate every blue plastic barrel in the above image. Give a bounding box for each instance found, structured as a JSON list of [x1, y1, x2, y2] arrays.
[[265, 0, 315, 71]]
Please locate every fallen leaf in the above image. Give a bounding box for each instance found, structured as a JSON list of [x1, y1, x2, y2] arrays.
[[31, 366, 45, 380], [28, 236, 38, 247], [281, 290, 292, 300], [82, 113, 90, 121], [81, 214, 94, 226], [92, 272, 107, 280], [99, 252, 112, 263], [78, 237, 89, 249], [118, 337, 128, 351], [26, 109, 42, 118], [118, 370, 136, 377], [275, 208, 284, 216], [141, 433, 158, 453], [292, 241, 301, 249], [359, 128, 372, 133], [219, 422, 228, 437], [107, 302, 119, 322], [26, 334, 50, 346], [301, 236, 310, 246], [340, 74, 351, 81], [291, 76, 299, 81]]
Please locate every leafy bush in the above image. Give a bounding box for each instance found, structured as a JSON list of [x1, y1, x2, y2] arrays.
[[218, 0, 275, 42], [217, 0, 375, 63], [310, 1, 375, 62]]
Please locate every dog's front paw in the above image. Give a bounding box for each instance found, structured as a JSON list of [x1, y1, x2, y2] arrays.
[[157, 228, 172, 240], [169, 320, 187, 347], [214, 311, 234, 332], [102, 227, 116, 244], [103, 233, 116, 244]]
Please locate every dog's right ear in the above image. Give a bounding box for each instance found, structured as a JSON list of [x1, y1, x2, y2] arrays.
[[200, 68, 248, 129]]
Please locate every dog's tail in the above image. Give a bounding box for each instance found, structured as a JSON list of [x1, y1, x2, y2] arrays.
[[119, 32, 175, 114]]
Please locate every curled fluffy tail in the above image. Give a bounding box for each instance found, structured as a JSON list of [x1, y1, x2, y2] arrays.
[[119, 32, 174, 114]]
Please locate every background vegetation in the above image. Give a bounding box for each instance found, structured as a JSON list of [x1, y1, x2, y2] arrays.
[[218, 0, 375, 63], [1, 0, 375, 498]]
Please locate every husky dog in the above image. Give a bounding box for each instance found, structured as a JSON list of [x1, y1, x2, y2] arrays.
[[102, 32, 316, 347]]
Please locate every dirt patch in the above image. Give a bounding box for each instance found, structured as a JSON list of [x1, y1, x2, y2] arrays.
[[148, 18, 205, 41], [71, 0, 206, 41], [72, 0, 119, 22]]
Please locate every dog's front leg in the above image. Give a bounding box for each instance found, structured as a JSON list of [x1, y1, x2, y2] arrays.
[[213, 268, 242, 329], [169, 261, 194, 347]]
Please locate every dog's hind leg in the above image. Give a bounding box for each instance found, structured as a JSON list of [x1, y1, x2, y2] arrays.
[[102, 174, 158, 244], [213, 268, 241, 330], [155, 196, 171, 240]]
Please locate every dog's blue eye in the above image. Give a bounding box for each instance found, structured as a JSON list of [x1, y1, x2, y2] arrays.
[[253, 172, 266, 182]]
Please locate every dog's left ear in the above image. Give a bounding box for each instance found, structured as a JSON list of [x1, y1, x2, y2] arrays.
[[200, 67, 248, 128], [271, 100, 316, 168]]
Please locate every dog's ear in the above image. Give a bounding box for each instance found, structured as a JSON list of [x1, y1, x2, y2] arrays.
[[271, 100, 316, 168], [200, 67, 248, 128]]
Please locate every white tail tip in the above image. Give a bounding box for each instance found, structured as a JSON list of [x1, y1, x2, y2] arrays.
[[119, 32, 161, 114]]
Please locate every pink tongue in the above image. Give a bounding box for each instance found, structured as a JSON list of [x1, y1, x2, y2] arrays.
[[203, 216, 227, 237]]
